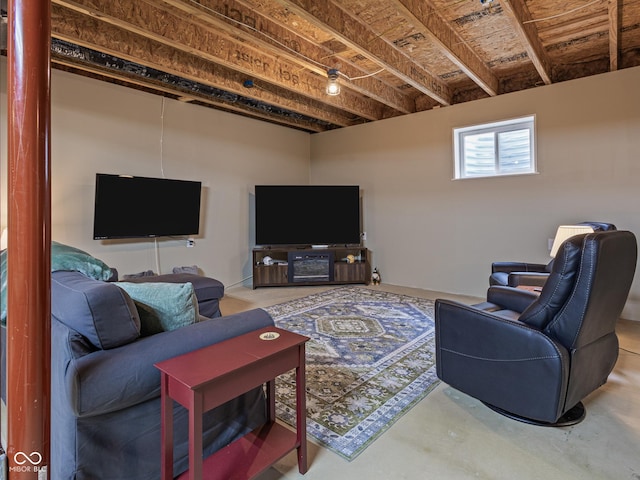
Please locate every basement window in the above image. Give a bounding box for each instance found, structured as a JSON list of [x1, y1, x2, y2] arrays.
[[453, 115, 537, 179]]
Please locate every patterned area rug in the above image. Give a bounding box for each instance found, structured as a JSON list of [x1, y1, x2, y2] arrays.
[[265, 286, 438, 460]]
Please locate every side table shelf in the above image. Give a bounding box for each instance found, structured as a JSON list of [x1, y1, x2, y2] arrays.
[[177, 423, 296, 480], [253, 246, 371, 288], [155, 326, 309, 480]]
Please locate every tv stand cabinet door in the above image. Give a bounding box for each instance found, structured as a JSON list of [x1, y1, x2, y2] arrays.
[[334, 262, 366, 284], [254, 264, 288, 288]]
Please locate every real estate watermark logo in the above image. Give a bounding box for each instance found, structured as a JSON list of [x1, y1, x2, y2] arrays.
[[10, 451, 45, 473]]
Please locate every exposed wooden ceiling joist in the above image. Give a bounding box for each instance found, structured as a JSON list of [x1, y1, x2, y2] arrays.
[[17, 0, 639, 132], [54, 0, 385, 122], [499, 0, 553, 85], [161, 0, 416, 115], [392, 0, 499, 97], [536, 16, 607, 50], [50, 9, 358, 131], [51, 53, 331, 132], [277, 0, 452, 105]]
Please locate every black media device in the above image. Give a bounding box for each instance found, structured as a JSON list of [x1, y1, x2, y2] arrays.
[[93, 173, 202, 239], [288, 251, 334, 283], [254, 185, 361, 246]]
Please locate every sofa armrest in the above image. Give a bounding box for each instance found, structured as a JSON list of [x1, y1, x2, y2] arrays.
[[60, 308, 274, 417]]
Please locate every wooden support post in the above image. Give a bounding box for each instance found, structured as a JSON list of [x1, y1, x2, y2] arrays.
[[6, 0, 52, 478]]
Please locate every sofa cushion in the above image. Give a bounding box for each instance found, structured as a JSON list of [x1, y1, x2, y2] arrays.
[[116, 282, 200, 335], [51, 271, 141, 349]]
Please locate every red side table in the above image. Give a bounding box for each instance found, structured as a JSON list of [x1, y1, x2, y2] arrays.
[[155, 326, 309, 480]]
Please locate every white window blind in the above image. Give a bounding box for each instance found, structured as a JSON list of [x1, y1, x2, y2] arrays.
[[454, 116, 536, 179]]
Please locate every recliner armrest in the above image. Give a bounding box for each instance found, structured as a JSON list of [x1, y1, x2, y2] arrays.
[[435, 299, 566, 359], [507, 272, 549, 287], [486, 286, 539, 313], [491, 261, 548, 274]]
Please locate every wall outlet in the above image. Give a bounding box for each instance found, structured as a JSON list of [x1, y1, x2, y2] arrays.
[[361, 231, 367, 241], [187, 238, 195, 248]]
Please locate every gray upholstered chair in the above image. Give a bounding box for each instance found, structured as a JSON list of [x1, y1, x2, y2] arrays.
[[437, 230, 637, 426]]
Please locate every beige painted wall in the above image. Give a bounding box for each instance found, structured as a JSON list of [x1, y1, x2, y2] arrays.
[[2, 58, 639, 319], [310, 66, 640, 320], [1, 59, 310, 287]]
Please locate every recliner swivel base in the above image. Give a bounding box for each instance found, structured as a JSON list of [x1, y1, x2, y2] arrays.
[[482, 401, 586, 427]]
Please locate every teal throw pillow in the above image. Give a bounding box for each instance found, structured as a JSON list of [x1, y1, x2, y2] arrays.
[[51, 241, 114, 281], [116, 281, 199, 335]]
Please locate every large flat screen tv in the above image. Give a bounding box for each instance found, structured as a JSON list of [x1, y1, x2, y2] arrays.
[[255, 185, 361, 246], [93, 173, 202, 239]]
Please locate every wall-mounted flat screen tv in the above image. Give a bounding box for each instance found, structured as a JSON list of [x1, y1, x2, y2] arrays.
[[93, 173, 202, 239], [255, 185, 361, 246]]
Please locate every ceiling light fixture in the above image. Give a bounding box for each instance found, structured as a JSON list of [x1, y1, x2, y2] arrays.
[[326, 69, 341, 96]]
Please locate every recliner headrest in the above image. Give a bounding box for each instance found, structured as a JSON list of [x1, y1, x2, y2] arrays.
[[578, 221, 616, 232]]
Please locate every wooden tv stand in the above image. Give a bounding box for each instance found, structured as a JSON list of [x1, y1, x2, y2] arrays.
[[252, 246, 371, 288]]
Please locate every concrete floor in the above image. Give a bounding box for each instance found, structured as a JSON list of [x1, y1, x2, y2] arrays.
[[221, 283, 640, 480]]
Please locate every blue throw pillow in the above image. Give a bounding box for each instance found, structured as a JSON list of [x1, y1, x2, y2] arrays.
[[116, 282, 200, 336]]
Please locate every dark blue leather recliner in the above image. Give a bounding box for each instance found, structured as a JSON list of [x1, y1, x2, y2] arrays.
[[437, 230, 637, 426]]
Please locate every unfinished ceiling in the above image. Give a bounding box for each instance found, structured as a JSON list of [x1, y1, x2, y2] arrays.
[[3, 0, 640, 132]]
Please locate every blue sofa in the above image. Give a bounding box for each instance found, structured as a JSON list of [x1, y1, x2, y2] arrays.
[[2, 265, 274, 479]]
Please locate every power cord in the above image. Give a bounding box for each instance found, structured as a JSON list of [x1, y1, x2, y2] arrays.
[[154, 238, 161, 274], [159, 97, 166, 179]]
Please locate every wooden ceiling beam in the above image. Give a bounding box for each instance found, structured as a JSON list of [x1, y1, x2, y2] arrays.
[[160, 0, 416, 114], [499, 0, 552, 85], [277, 0, 452, 105], [51, 56, 330, 132], [53, 0, 384, 121], [51, 5, 360, 128], [392, 0, 499, 96], [609, 0, 621, 71], [536, 13, 607, 40]]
